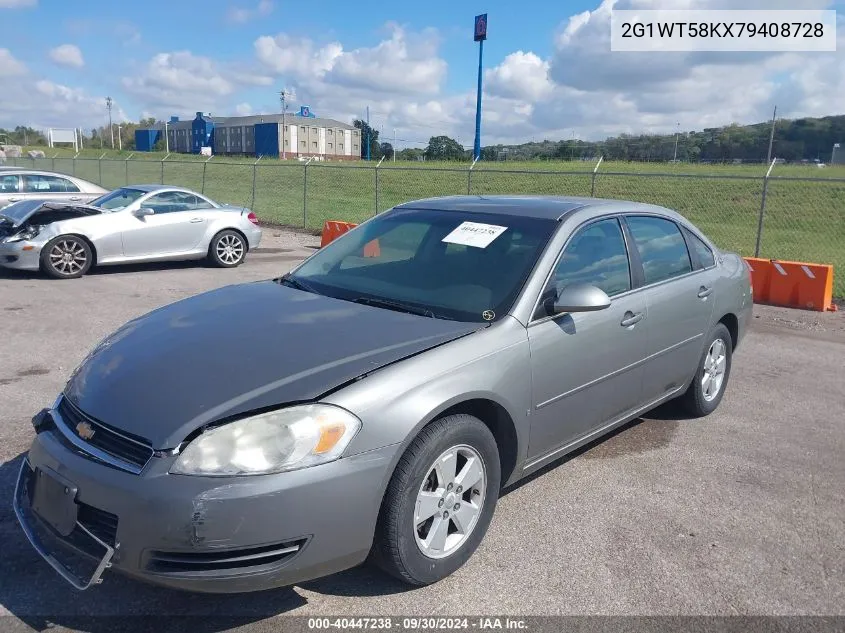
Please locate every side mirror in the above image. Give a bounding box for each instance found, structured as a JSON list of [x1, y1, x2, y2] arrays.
[[549, 282, 611, 314], [134, 207, 154, 217]]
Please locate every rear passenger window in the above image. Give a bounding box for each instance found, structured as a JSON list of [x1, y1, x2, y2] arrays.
[[685, 229, 716, 269], [626, 216, 692, 285]]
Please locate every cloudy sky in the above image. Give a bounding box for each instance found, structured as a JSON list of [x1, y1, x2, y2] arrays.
[[0, 0, 842, 148]]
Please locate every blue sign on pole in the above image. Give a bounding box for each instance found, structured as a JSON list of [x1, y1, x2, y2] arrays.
[[474, 14, 487, 41]]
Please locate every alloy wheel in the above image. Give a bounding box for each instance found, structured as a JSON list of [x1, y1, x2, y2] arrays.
[[216, 234, 244, 265], [414, 444, 487, 559], [49, 239, 87, 276], [702, 338, 727, 402]]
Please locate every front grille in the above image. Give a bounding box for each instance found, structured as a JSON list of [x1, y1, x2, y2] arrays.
[[77, 502, 119, 546], [56, 397, 154, 472], [145, 538, 307, 575]]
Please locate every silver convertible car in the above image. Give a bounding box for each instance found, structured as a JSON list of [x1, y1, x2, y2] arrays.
[[0, 185, 262, 278], [14, 196, 752, 592]]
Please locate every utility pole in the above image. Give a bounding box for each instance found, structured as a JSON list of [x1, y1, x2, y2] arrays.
[[832, 143, 840, 165], [366, 106, 370, 161], [117, 125, 123, 151], [393, 128, 396, 162], [766, 105, 777, 164], [106, 97, 114, 149], [280, 88, 290, 159], [673, 122, 680, 162]]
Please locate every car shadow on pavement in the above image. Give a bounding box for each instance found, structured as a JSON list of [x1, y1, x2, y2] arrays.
[[502, 399, 689, 496]]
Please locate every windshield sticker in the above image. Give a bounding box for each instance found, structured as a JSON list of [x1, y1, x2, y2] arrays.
[[482, 310, 495, 321], [442, 221, 507, 249]]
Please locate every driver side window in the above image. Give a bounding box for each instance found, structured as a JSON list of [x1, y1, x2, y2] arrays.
[[547, 218, 632, 299]]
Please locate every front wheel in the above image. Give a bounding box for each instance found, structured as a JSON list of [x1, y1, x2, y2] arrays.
[[40, 235, 93, 279], [371, 414, 501, 586], [679, 322, 733, 417], [208, 230, 246, 268]]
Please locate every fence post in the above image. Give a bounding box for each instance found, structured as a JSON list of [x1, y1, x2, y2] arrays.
[[591, 155, 604, 197], [124, 152, 134, 185], [250, 156, 262, 210], [374, 156, 385, 215], [303, 157, 314, 228], [97, 152, 106, 185], [754, 158, 777, 257], [160, 152, 169, 185], [468, 156, 479, 194], [201, 155, 213, 194]]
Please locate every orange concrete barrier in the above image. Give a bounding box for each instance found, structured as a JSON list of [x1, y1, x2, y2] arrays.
[[320, 220, 356, 247], [743, 257, 773, 304], [743, 257, 836, 312]]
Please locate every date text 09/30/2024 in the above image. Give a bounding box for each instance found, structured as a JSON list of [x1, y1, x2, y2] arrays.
[[307, 618, 529, 630]]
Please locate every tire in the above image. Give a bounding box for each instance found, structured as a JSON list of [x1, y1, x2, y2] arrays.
[[208, 230, 247, 268], [40, 235, 93, 279], [371, 414, 501, 586], [679, 322, 733, 417]]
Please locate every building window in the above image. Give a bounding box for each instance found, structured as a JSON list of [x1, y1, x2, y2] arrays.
[[312, 128, 317, 134], [328, 142, 333, 150], [312, 141, 317, 149], [327, 129, 333, 136], [339, 144, 344, 151], [301, 126, 306, 133]]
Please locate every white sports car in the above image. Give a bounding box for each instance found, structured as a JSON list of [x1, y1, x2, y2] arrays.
[[0, 185, 262, 279]]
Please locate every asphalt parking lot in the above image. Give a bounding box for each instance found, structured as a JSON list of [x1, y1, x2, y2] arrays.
[[0, 228, 843, 630]]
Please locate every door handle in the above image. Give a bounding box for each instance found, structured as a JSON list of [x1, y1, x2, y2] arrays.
[[8, 197, 19, 202], [620, 311, 644, 327], [68, 196, 81, 201], [189, 218, 203, 223], [697, 286, 713, 298]]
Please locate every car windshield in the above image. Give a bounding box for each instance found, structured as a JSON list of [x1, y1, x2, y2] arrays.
[[89, 188, 146, 211], [286, 207, 558, 322]]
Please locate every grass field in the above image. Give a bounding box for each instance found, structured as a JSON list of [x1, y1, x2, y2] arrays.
[[7, 148, 844, 295]]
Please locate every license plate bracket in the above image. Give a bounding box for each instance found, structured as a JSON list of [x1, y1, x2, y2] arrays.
[[31, 467, 78, 537]]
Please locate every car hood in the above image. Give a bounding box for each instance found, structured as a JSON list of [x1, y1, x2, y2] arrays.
[[63, 280, 483, 448], [0, 200, 102, 227]]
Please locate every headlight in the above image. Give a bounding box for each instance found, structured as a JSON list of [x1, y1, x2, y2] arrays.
[[170, 404, 361, 476], [4, 226, 40, 243]]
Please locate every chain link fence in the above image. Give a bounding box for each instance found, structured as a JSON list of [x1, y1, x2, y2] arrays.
[[6, 155, 844, 295]]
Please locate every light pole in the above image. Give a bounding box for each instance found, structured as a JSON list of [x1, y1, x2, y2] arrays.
[[106, 97, 114, 149], [164, 121, 169, 153], [672, 122, 680, 162], [279, 88, 290, 159], [472, 13, 488, 161], [393, 128, 396, 162], [832, 143, 840, 165], [117, 125, 123, 151]]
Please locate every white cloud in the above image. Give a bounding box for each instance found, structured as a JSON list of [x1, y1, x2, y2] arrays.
[[0, 0, 36, 7], [255, 24, 446, 96], [234, 102, 253, 116], [49, 44, 84, 68], [0, 79, 128, 130], [485, 52, 553, 102], [227, 0, 272, 24], [0, 48, 26, 76]]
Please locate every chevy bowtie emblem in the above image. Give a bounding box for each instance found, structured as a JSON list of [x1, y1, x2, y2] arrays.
[[76, 421, 95, 440]]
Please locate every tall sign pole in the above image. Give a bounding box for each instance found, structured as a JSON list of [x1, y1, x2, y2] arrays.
[[473, 13, 487, 161]]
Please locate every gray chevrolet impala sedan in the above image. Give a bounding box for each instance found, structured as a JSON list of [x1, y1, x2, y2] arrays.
[[14, 195, 753, 592]]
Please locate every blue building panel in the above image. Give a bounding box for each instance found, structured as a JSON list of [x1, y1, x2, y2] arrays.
[[191, 111, 215, 154], [135, 129, 161, 152], [254, 122, 279, 158]]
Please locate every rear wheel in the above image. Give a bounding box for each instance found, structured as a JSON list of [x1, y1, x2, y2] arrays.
[[679, 322, 733, 417], [40, 235, 93, 279], [371, 414, 501, 586], [208, 230, 246, 268]]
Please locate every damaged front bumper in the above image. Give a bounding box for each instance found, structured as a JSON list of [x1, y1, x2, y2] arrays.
[[0, 240, 42, 271], [16, 412, 397, 593]]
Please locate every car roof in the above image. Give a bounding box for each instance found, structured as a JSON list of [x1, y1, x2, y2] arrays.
[[123, 184, 198, 194], [393, 195, 673, 221]]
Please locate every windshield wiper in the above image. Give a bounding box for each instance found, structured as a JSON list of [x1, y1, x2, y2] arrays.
[[354, 297, 440, 319], [278, 273, 320, 295]]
